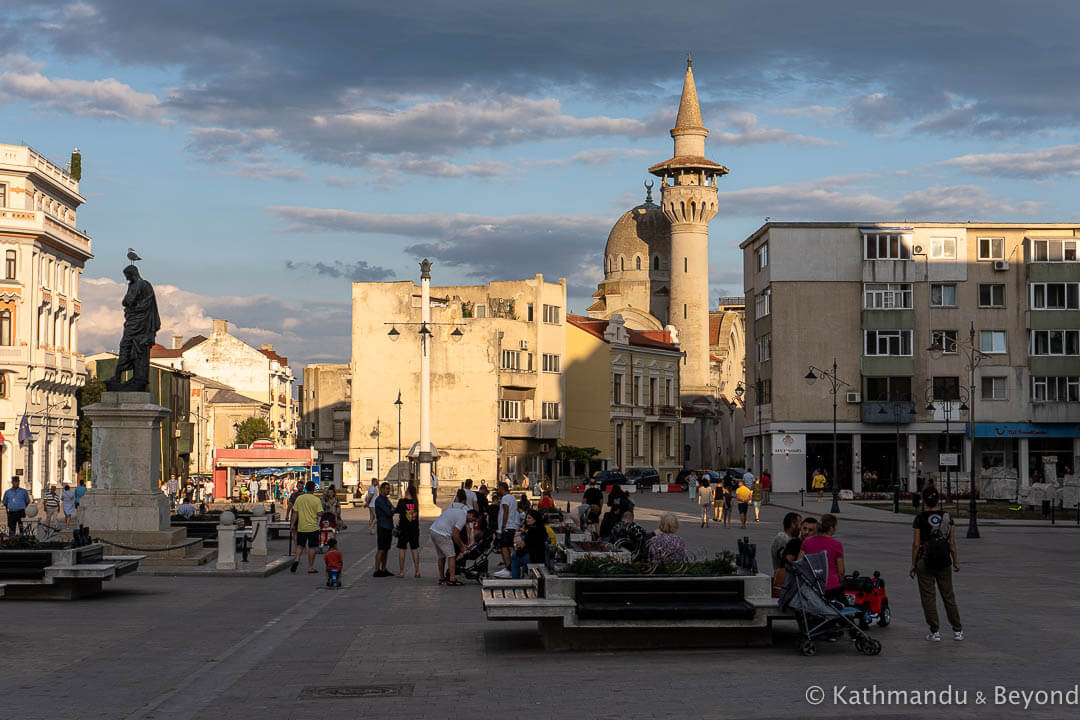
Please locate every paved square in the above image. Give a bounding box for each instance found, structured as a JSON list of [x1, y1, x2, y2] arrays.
[[1, 493, 1077, 719]]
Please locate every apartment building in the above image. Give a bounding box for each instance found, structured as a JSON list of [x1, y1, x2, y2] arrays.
[[299, 363, 351, 487], [565, 314, 683, 483], [0, 145, 92, 498], [741, 222, 1079, 496], [351, 274, 567, 486]]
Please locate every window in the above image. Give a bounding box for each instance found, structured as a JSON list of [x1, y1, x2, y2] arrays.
[[526, 303, 534, 322], [932, 376, 960, 401], [756, 334, 771, 363], [652, 256, 659, 271], [978, 237, 1004, 261], [930, 283, 957, 307], [1030, 282, 1080, 310], [1032, 238, 1078, 263], [865, 329, 913, 356], [613, 373, 623, 404], [635, 256, 641, 270], [683, 304, 687, 319], [499, 400, 521, 420], [864, 233, 912, 260], [542, 304, 560, 324], [364, 458, 374, 472], [759, 379, 772, 404], [526, 352, 534, 371], [541, 402, 560, 420], [0, 310, 10, 346], [979, 330, 1006, 354], [4, 250, 14, 280], [684, 257, 687, 273], [864, 283, 912, 309], [1031, 377, 1080, 402], [756, 243, 769, 270], [665, 426, 672, 457], [931, 329, 958, 354], [864, 376, 912, 402], [978, 284, 1005, 308], [0, 184, 5, 208], [930, 237, 957, 259], [474, 304, 487, 318], [633, 424, 642, 456], [632, 375, 641, 405], [649, 377, 657, 405], [620, 257, 624, 271], [500, 349, 521, 370], [755, 287, 771, 318], [0, 373, 7, 398], [981, 376, 1007, 400], [1030, 330, 1080, 356], [665, 378, 672, 405], [542, 353, 560, 373]]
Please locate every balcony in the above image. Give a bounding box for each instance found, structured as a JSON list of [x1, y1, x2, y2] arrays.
[[861, 401, 916, 424], [500, 369, 537, 389], [0, 208, 92, 257], [647, 405, 681, 420], [500, 420, 561, 439], [0, 345, 27, 365], [1032, 403, 1080, 423]]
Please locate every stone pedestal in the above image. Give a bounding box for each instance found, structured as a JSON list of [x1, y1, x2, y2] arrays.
[[251, 507, 268, 557], [216, 511, 237, 570], [79, 392, 205, 564]]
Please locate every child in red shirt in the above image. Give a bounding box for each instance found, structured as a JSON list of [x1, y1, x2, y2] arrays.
[[324, 538, 343, 587]]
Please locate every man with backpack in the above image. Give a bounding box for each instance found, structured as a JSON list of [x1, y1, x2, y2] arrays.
[[910, 486, 963, 642]]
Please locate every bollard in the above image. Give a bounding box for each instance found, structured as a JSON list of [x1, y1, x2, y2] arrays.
[[251, 506, 268, 557], [216, 510, 237, 570], [799, 489, 805, 507], [893, 483, 900, 514]]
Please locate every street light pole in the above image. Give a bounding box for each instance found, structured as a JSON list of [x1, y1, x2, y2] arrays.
[[966, 321, 980, 539], [394, 391, 403, 488], [805, 358, 851, 514]]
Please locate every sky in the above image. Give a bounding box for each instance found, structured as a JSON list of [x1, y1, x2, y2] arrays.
[[3, 0, 1080, 369]]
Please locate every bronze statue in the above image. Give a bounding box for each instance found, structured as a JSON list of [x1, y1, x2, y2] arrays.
[[107, 264, 160, 392]]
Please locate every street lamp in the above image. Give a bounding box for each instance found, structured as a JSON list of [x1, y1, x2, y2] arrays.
[[370, 419, 381, 483], [734, 381, 763, 476], [928, 320, 987, 538], [805, 358, 851, 514], [384, 259, 466, 512], [925, 389, 968, 509], [394, 391, 404, 490]]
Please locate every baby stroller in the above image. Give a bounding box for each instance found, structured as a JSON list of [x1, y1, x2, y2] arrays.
[[317, 516, 337, 554], [778, 551, 883, 657], [460, 531, 496, 583]]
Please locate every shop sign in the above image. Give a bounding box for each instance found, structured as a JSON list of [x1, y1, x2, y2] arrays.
[[772, 433, 805, 455], [972, 423, 1080, 439]]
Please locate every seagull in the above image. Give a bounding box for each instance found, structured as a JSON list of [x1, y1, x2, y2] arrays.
[[127, 248, 141, 263]]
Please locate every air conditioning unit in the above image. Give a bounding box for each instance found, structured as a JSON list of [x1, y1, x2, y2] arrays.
[[993, 260, 1010, 271], [519, 339, 529, 350], [913, 244, 924, 254], [846, 392, 861, 403]]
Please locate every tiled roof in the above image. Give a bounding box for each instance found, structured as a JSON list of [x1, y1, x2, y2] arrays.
[[207, 389, 266, 406], [259, 348, 288, 366], [567, 314, 679, 351]]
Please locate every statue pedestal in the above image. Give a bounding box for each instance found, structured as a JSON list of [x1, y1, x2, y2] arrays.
[[79, 392, 202, 563]]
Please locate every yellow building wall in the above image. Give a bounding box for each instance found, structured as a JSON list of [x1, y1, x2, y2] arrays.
[[564, 324, 612, 461]]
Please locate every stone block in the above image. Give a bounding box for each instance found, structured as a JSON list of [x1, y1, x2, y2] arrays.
[[79, 489, 170, 533]]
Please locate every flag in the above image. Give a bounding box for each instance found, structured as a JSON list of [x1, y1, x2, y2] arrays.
[[18, 414, 31, 444]]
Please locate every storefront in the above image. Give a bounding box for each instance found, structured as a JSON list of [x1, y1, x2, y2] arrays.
[[971, 423, 1080, 486], [212, 447, 319, 500]]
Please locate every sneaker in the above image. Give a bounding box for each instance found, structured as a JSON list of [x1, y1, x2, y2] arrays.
[[926, 631, 942, 642], [290, 560, 299, 573], [493, 568, 512, 579], [953, 630, 964, 641]]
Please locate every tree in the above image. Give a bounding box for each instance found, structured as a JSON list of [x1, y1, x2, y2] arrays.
[[76, 376, 106, 470], [557, 445, 601, 477], [232, 416, 272, 447]]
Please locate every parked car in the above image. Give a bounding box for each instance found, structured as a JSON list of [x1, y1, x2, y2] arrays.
[[675, 469, 721, 490], [591, 470, 628, 490], [624, 467, 660, 488]]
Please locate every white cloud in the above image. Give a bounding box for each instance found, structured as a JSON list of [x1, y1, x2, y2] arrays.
[[711, 111, 836, 146], [80, 276, 349, 367], [772, 105, 842, 120], [942, 144, 1080, 179], [0, 56, 163, 121], [535, 148, 655, 168]]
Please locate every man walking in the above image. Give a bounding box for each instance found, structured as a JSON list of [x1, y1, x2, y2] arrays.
[[687, 471, 698, 507], [373, 482, 395, 577], [735, 479, 752, 528], [364, 479, 379, 535], [812, 467, 827, 502], [493, 481, 520, 578], [166, 474, 179, 508], [290, 481, 323, 574], [2, 477, 31, 536], [430, 471, 439, 505]]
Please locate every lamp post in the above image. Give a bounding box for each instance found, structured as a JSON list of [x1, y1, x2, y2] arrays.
[[386, 259, 465, 513], [925, 388, 968, 509], [370, 419, 381, 483], [805, 358, 851, 514], [927, 321, 986, 539], [394, 391, 403, 482], [733, 381, 762, 475]]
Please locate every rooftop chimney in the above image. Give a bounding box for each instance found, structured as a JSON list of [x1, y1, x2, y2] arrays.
[[213, 319, 228, 335], [260, 344, 274, 352], [172, 335, 183, 350]]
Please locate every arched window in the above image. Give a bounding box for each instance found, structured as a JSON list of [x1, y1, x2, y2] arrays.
[[635, 256, 641, 270], [0, 372, 7, 398], [0, 310, 11, 346], [620, 257, 624, 271], [653, 256, 659, 271]]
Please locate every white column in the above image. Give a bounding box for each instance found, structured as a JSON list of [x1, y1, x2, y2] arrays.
[[418, 260, 435, 513], [1018, 437, 1030, 489]]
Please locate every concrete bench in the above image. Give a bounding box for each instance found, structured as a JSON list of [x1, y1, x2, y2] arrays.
[[574, 578, 756, 621], [268, 521, 292, 539], [0, 544, 144, 600], [482, 579, 576, 620]]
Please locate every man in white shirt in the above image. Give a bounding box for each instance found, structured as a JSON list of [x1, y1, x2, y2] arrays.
[[204, 478, 215, 507], [364, 479, 379, 535], [462, 478, 479, 512], [493, 481, 520, 578], [429, 504, 476, 585], [248, 477, 259, 508]]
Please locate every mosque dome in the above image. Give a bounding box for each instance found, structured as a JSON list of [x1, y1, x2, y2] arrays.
[[603, 185, 671, 277]]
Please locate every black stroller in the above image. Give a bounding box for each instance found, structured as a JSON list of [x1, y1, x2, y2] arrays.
[[778, 551, 883, 657], [460, 531, 496, 583]]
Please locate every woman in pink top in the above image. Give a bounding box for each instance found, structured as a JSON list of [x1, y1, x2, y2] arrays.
[[799, 514, 846, 603]]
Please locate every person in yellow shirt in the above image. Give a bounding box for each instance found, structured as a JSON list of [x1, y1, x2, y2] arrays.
[[811, 469, 828, 503], [291, 481, 324, 574], [735, 481, 753, 529]]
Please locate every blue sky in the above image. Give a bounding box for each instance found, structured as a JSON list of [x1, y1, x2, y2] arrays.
[[3, 0, 1080, 367]]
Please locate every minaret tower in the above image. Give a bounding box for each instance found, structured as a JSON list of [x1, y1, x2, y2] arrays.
[[649, 56, 728, 397]]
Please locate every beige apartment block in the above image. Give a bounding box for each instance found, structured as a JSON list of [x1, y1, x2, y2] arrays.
[[565, 314, 683, 483], [741, 222, 1080, 496], [298, 363, 350, 487], [351, 274, 566, 487], [0, 145, 92, 498]]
